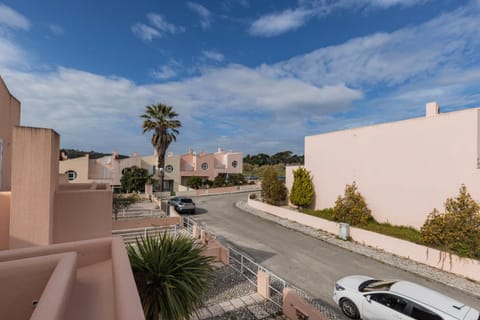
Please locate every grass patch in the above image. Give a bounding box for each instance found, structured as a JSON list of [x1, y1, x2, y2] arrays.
[[363, 220, 422, 244], [301, 208, 422, 244], [302, 208, 335, 220]]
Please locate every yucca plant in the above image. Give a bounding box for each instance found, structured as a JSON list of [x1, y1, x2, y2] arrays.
[[127, 233, 215, 320]]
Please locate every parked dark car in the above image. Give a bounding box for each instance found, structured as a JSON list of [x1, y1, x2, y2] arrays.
[[168, 197, 196, 214]]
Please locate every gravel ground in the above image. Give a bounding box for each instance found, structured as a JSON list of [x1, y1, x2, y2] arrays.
[[236, 200, 480, 298], [203, 265, 257, 306]]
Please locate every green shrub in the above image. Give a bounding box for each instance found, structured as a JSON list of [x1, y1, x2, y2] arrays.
[[186, 176, 203, 189], [289, 167, 315, 209], [261, 166, 287, 206], [420, 185, 480, 258], [333, 182, 372, 226]]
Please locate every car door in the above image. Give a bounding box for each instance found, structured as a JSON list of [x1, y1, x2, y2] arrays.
[[362, 293, 412, 320]]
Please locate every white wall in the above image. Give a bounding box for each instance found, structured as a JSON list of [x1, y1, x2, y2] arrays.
[[305, 108, 480, 229]]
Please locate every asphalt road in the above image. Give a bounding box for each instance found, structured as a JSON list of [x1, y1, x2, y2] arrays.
[[188, 192, 480, 311]]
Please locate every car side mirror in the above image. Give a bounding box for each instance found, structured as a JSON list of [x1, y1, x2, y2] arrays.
[[366, 295, 371, 303]]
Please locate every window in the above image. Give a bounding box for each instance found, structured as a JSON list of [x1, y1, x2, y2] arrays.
[[65, 170, 78, 181], [201, 162, 208, 170], [232, 160, 238, 168], [368, 293, 408, 313], [409, 303, 443, 320], [165, 164, 174, 173]]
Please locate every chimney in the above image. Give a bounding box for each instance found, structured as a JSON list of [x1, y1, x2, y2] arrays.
[[426, 102, 440, 117], [189, 148, 194, 155], [217, 147, 224, 153]]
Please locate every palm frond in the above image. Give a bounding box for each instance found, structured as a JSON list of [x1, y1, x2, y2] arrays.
[[128, 233, 215, 320]]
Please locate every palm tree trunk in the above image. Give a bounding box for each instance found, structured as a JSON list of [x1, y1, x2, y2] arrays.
[[157, 150, 165, 193]]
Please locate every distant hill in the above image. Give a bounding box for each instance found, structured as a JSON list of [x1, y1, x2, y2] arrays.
[[60, 149, 129, 160]]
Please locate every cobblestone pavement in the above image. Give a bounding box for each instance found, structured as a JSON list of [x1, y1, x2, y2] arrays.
[[202, 265, 256, 305], [193, 265, 286, 320], [236, 200, 480, 299]]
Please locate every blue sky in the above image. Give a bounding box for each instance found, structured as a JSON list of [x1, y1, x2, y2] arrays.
[[1, 0, 480, 156]]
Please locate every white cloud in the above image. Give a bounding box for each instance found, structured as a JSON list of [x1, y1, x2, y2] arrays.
[[250, 0, 430, 37], [187, 2, 212, 29], [264, 4, 480, 88], [202, 50, 224, 62], [147, 13, 185, 34], [132, 13, 184, 41], [151, 60, 183, 80], [249, 8, 312, 37], [1, 1, 479, 155], [0, 4, 30, 30], [0, 36, 27, 67], [0, 62, 361, 155], [49, 24, 65, 36], [131, 23, 161, 41]]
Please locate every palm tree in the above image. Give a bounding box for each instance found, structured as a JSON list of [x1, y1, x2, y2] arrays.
[[141, 104, 181, 192], [127, 233, 215, 320]]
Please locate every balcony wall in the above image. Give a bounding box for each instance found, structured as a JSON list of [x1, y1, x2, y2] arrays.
[[53, 189, 112, 243], [0, 237, 144, 320], [0, 192, 10, 250]]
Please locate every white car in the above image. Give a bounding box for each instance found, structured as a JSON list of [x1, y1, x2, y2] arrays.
[[333, 275, 480, 320]]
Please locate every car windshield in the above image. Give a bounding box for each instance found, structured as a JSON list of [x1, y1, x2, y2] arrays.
[[180, 198, 193, 203], [359, 279, 397, 292]]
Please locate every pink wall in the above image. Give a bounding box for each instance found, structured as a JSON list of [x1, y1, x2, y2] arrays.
[[248, 198, 480, 281], [249, 198, 338, 234], [0, 192, 10, 250], [305, 107, 480, 229], [283, 288, 327, 320], [53, 189, 112, 243], [10, 127, 59, 248], [0, 77, 21, 192], [0, 237, 144, 320]]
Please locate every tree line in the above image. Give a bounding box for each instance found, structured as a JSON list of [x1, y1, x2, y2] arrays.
[[243, 151, 304, 166]]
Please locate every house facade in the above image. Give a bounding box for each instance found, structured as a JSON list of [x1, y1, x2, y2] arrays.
[[60, 147, 243, 191], [299, 102, 480, 229]]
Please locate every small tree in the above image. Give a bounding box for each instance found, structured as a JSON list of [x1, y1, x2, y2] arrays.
[[112, 194, 139, 220], [261, 166, 287, 205], [212, 175, 226, 187], [421, 185, 480, 258], [120, 166, 149, 193], [186, 176, 203, 189], [333, 182, 372, 226], [128, 233, 214, 320], [289, 167, 314, 209]]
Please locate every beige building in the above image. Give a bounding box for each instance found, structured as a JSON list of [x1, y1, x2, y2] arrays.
[[0, 76, 144, 319], [60, 147, 243, 191], [296, 102, 480, 229]]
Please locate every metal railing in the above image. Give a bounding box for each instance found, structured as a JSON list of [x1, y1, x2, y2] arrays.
[[227, 246, 342, 319], [183, 216, 194, 234], [112, 225, 178, 245], [228, 246, 286, 308]]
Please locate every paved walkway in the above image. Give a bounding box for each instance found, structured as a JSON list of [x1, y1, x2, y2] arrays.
[[191, 293, 279, 320]]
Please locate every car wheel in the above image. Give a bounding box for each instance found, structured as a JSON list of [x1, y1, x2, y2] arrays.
[[339, 298, 360, 319]]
